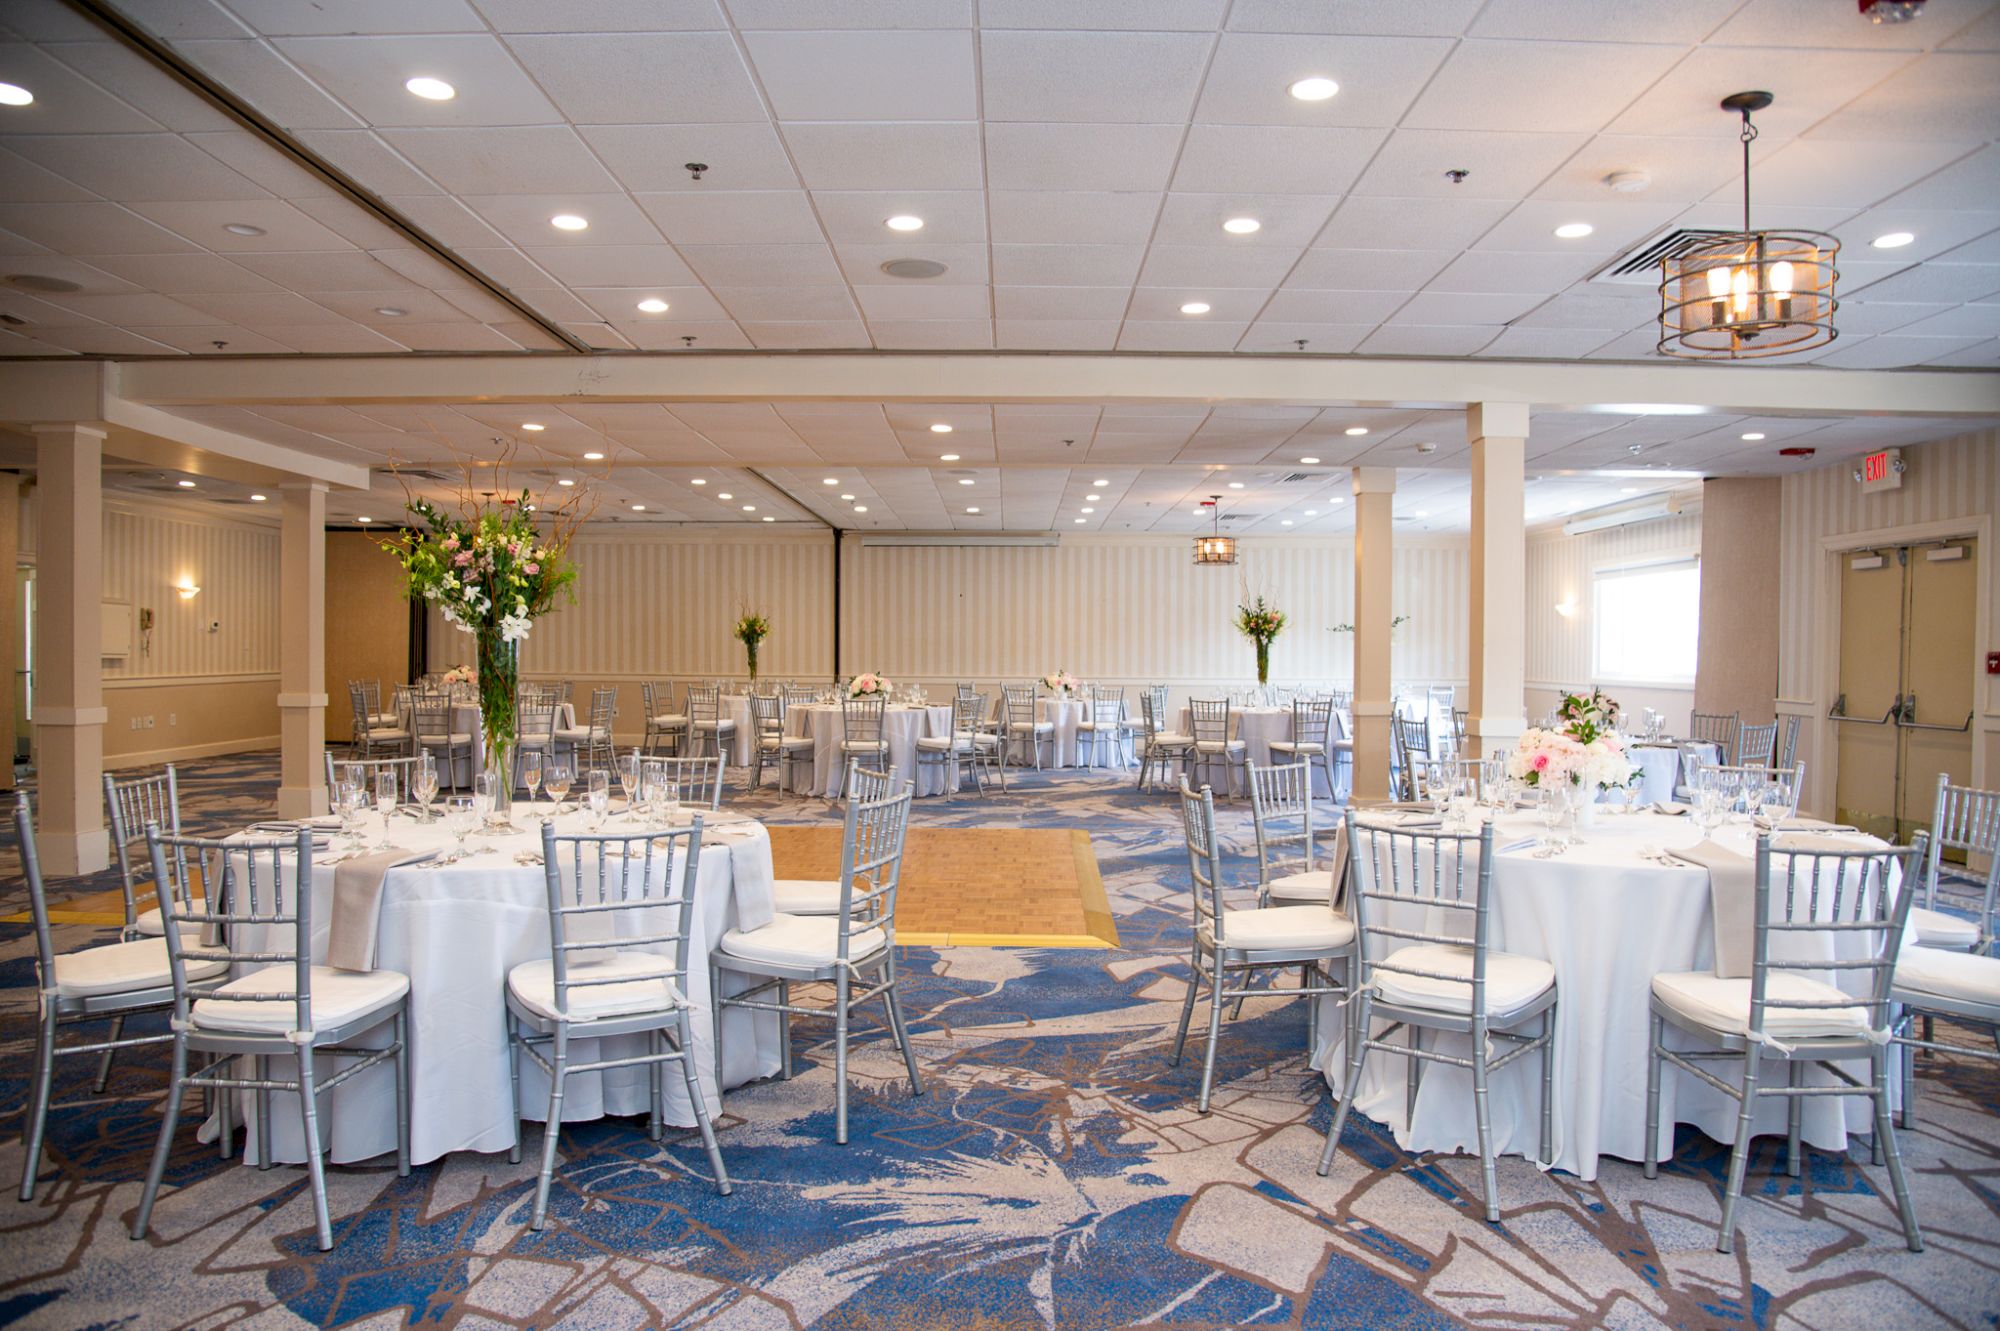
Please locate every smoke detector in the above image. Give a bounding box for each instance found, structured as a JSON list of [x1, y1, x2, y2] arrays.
[[1605, 171, 1651, 194]]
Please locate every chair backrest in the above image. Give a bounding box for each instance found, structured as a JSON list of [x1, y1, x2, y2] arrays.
[[641, 680, 665, 718], [1696, 761, 1804, 811], [642, 755, 725, 810], [1139, 688, 1167, 739], [1737, 721, 1779, 768], [15, 795, 59, 988], [1001, 684, 1036, 728], [348, 681, 379, 736], [1423, 756, 1500, 802], [1923, 773, 2000, 912], [147, 825, 315, 1036], [410, 692, 456, 742], [955, 681, 977, 699], [1750, 833, 1923, 1042], [325, 752, 422, 796], [1247, 760, 1316, 887], [951, 694, 985, 740], [845, 760, 897, 803], [517, 683, 560, 745], [843, 693, 887, 745], [833, 784, 914, 944], [749, 691, 786, 735], [1090, 692, 1123, 731], [1290, 696, 1335, 749], [1394, 713, 1432, 760], [783, 684, 816, 709], [1345, 813, 1498, 1013], [1689, 710, 1740, 759], [585, 686, 616, 732], [1778, 713, 1802, 769], [103, 765, 180, 929], [536, 819, 705, 1021], [687, 683, 722, 728], [1188, 698, 1230, 746], [1177, 779, 1227, 940]]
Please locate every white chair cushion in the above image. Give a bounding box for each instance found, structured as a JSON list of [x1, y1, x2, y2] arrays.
[[1267, 869, 1336, 903], [652, 713, 688, 728], [192, 965, 408, 1035], [1194, 739, 1246, 754], [507, 951, 683, 1022], [1201, 905, 1354, 952], [1893, 944, 2000, 1008], [132, 899, 206, 938], [1907, 905, 1981, 949], [1268, 740, 1326, 755], [720, 912, 887, 968], [1147, 732, 1194, 747], [366, 729, 412, 743], [365, 713, 399, 728], [1377, 945, 1556, 1017], [771, 878, 842, 916], [1650, 970, 1873, 1042], [760, 735, 814, 752], [556, 727, 607, 743], [693, 720, 736, 733], [1008, 720, 1055, 733], [915, 735, 964, 752], [418, 733, 476, 746], [54, 938, 227, 999]]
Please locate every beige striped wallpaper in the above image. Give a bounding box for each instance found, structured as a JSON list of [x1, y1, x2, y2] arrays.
[[99, 499, 282, 682]]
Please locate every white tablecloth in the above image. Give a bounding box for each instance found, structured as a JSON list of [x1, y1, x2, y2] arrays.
[[786, 703, 954, 797], [1314, 810, 1891, 1181], [1176, 707, 1335, 799], [1629, 740, 1720, 805], [220, 807, 782, 1166]]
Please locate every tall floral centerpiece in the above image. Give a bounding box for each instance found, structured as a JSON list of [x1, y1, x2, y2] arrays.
[[734, 610, 771, 683], [1507, 687, 1636, 825], [1234, 595, 1287, 687], [383, 490, 576, 820]]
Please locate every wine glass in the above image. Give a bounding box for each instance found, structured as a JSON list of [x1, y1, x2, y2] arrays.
[[335, 780, 365, 850], [1537, 782, 1567, 845], [520, 751, 544, 822], [373, 769, 398, 847], [617, 752, 641, 818], [472, 771, 497, 829], [442, 796, 475, 861], [411, 754, 439, 822], [1425, 760, 1453, 821], [1759, 773, 1798, 826], [586, 770, 611, 829], [660, 778, 681, 825], [544, 762, 572, 818]]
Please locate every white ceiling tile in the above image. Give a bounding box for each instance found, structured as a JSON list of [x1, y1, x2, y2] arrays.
[[1704, 138, 1977, 211], [1474, 197, 1693, 254], [620, 319, 753, 350], [173, 291, 354, 324], [23, 325, 183, 354], [1534, 134, 1747, 208], [1510, 289, 1657, 330], [1871, 143, 2000, 214], [0, 145, 99, 203], [852, 284, 990, 320], [870, 319, 992, 349], [504, 32, 765, 123], [1193, 33, 1450, 128], [230, 249, 427, 291], [1258, 288, 1407, 323], [132, 323, 296, 354], [1890, 304, 2000, 339], [1126, 287, 1271, 320], [981, 0, 1223, 28], [677, 242, 845, 286], [1171, 125, 1385, 195], [1386, 290, 1545, 326], [1473, 326, 1622, 360], [984, 122, 1184, 192], [1236, 322, 1372, 354], [375, 126, 622, 194], [1117, 319, 1248, 351], [1941, 5, 2000, 50], [991, 286, 1132, 320], [7, 0, 159, 38], [0, 43, 171, 134], [0, 201, 198, 254], [1424, 249, 1606, 294], [1813, 333, 1990, 369], [740, 320, 871, 349], [1226, 0, 1480, 36], [1829, 301, 1955, 335], [221, 0, 484, 35], [636, 190, 824, 245], [1407, 40, 1688, 134], [1471, 0, 1741, 42], [571, 285, 729, 321], [1151, 193, 1338, 247], [252, 321, 409, 352], [373, 194, 505, 248], [836, 242, 989, 285], [34, 291, 221, 325], [1352, 129, 1587, 199], [726, 0, 962, 26], [1138, 244, 1302, 287], [0, 255, 145, 295], [991, 243, 1145, 287], [987, 191, 1160, 246], [563, 321, 631, 348], [306, 289, 476, 322], [293, 129, 442, 193], [743, 30, 976, 120], [382, 320, 524, 350], [1841, 262, 2000, 304], [286, 195, 412, 248], [1712, 0, 1996, 48], [1317, 195, 1510, 251], [185, 128, 342, 197], [1611, 47, 1919, 139], [458, 192, 666, 247], [1832, 208, 2000, 265], [1923, 337, 2000, 366], [980, 31, 1211, 123], [38, 41, 240, 133], [124, 196, 361, 251], [262, 34, 563, 127], [713, 285, 860, 320], [470, 0, 725, 30], [1283, 248, 1453, 290], [809, 190, 986, 244], [1938, 229, 2000, 265], [577, 123, 799, 193], [1358, 322, 1501, 357], [521, 244, 696, 286], [781, 122, 984, 190]]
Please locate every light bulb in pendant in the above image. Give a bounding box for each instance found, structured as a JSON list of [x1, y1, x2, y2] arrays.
[[1770, 259, 1795, 320], [1731, 265, 1750, 315]]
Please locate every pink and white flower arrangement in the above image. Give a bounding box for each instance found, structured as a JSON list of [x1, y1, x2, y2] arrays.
[[441, 664, 475, 686], [849, 672, 891, 699], [1041, 670, 1080, 695], [1509, 689, 1638, 793]]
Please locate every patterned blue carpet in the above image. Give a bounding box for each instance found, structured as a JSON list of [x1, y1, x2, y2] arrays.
[[0, 751, 1996, 1329]]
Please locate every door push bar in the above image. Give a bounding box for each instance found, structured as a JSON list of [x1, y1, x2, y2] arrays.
[[1826, 692, 1900, 725], [1896, 693, 1974, 734]]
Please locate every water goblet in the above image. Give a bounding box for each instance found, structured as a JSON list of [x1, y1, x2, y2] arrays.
[[586, 771, 611, 829], [373, 769, 398, 847], [520, 751, 544, 822], [411, 754, 439, 822], [544, 762, 572, 818], [617, 752, 641, 818], [472, 771, 498, 829], [442, 796, 476, 862], [660, 779, 681, 825]]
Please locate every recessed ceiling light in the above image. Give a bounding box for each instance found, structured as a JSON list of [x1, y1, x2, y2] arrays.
[[584, 451, 605, 460], [718, 492, 733, 499], [223, 223, 266, 237], [357, 515, 373, 524], [930, 423, 953, 433], [636, 297, 669, 313], [1300, 456, 1320, 465], [521, 422, 544, 431], [940, 452, 959, 461], [1081, 506, 1095, 514], [405, 76, 456, 101], [854, 505, 869, 513], [250, 493, 267, 502], [958, 478, 975, 485], [839, 493, 855, 500], [1227, 481, 1244, 489], [0, 83, 34, 107], [1414, 510, 1430, 518], [1344, 427, 1368, 436], [1180, 301, 1211, 315], [822, 477, 839, 485], [1288, 76, 1338, 101], [885, 215, 924, 232], [1872, 231, 1916, 249], [177, 479, 197, 488], [1330, 498, 1346, 505], [550, 213, 588, 231], [690, 477, 706, 485], [1086, 493, 1101, 501], [1092, 477, 1109, 486], [742, 505, 756, 512], [631, 503, 647, 511], [374, 306, 408, 317], [1281, 519, 1294, 526], [1305, 509, 1319, 516], [1554, 222, 1595, 239], [557, 478, 575, 487], [1222, 217, 1261, 235], [1741, 432, 1766, 441], [1075, 518, 1087, 524], [965, 506, 979, 514], [762, 515, 775, 522]]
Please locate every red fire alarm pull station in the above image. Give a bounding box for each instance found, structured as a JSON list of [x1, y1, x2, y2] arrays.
[[1988, 652, 2000, 676]]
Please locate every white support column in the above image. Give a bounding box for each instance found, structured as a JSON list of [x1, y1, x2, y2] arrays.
[[1467, 402, 1530, 764], [32, 424, 108, 874], [1351, 466, 1397, 803], [277, 481, 328, 819]]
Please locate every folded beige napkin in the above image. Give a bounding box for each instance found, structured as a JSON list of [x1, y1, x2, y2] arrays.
[[1327, 820, 1352, 912], [327, 847, 439, 972], [1665, 839, 1757, 978], [1761, 817, 1861, 834], [1771, 831, 1870, 855]]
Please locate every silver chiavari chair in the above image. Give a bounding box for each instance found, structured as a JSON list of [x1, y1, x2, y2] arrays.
[[1891, 860, 2000, 1130], [1913, 773, 2000, 953], [1187, 698, 1246, 797], [103, 765, 183, 941], [1000, 683, 1054, 770], [837, 694, 892, 799], [324, 752, 422, 801], [558, 685, 617, 775], [748, 691, 814, 793], [1644, 834, 1925, 1254], [772, 762, 898, 917], [504, 819, 731, 1229], [1318, 815, 1557, 1223], [410, 692, 475, 792], [915, 693, 994, 800], [1172, 780, 1354, 1113], [514, 683, 562, 788], [641, 754, 725, 811], [1247, 760, 1342, 908], [685, 683, 737, 764], [16, 794, 229, 1202], [1778, 714, 1802, 770], [1076, 685, 1128, 769], [1392, 714, 1434, 801], [1267, 695, 1337, 802], [1736, 721, 1779, 769], [1136, 686, 1191, 793], [1689, 709, 1741, 764], [641, 681, 687, 756], [713, 782, 923, 1143], [349, 680, 411, 758], [133, 826, 411, 1252]]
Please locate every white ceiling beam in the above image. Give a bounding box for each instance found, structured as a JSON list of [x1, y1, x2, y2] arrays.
[[101, 399, 371, 490], [107, 353, 2000, 420]]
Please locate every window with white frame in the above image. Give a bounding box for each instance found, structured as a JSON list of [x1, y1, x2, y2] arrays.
[[1592, 558, 1699, 685]]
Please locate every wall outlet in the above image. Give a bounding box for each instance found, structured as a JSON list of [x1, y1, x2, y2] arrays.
[[129, 716, 140, 730], [143, 715, 155, 730], [167, 713, 176, 727], [207, 620, 220, 634]]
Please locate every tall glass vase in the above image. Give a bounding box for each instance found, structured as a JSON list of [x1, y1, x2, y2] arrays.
[[1255, 640, 1271, 686], [745, 639, 759, 684], [477, 628, 517, 827]]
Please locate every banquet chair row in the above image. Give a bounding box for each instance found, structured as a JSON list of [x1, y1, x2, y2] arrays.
[[915, 692, 1001, 799]]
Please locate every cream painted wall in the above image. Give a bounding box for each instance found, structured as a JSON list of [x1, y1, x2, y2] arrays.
[[326, 530, 411, 742], [1695, 478, 1782, 726], [1778, 427, 2000, 815]]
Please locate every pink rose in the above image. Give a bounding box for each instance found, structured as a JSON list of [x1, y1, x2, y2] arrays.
[[524, 561, 539, 575], [1532, 754, 1549, 771], [453, 550, 473, 566]]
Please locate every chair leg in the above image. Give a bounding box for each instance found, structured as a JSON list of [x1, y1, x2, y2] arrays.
[[1872, 1049, 1924, 1252], [884, 956, 923, 1097], [1469, 1022, 1500, 1224], [18, 1007, 57, 1202], [1786, 1060, 1804, 1178], [1406, 1024, 1424, 1124], [1715, 1057, 1762, 1254], [1644, 1010, 1664, 1179], [505, 1016, 523, 1165], [1169, 954, 1200, 1067], [393, 1010, 411, 1178], [1197, 953, 1226, 1113], [834, 970, 852, 1145], [131, 1033, 190, 1240], [255, 1055, 273, 1170], [295, 1045, 334, 1251], [675, 1010, 731, 1196], [1318, 993, 1374, 1175], [1898, 1021, 1917, 1131], [1540, 1007, 1556, 1167], [648, 1028, 664, 1142], [531, 1027, 569, 1231], [92, 1014, 123, 1093]]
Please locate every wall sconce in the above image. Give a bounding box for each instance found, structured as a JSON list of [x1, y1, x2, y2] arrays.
[[175, 579, 200, 600], [1554, 599, 1576, 618]]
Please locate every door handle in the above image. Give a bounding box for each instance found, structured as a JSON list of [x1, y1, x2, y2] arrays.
[[1826, 693, 1900, 725], [1896, 697, 1975, 733]]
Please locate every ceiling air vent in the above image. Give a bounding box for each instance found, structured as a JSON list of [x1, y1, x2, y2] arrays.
[[1590, 228, 1731, 286], [1276, 472, 1322, 485], [378, 467, 448, 483]]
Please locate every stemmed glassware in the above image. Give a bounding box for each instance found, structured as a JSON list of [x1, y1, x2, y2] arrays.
[[373, 769, 398, 849], [442, 796, 476, 861], [1537, 782, 1570, 847], [544, 762, 572, 819], [411, 753, 439, 822], [520, 751, 544, 822], [472, 771, 498, 830], [617, 752, 641, 819], [586, 771, 611, 829], [336, 780, 367, 850]]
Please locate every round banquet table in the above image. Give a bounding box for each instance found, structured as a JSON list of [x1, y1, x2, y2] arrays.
[[785, 703, 954, 797], [720, 695, 758, 766], [1177, 706, 1335, 800], [215, 806, 782, 1166], [1030, 696, 1134, 769], [1628, 740, 1719, 806], [1312, 810, 1893, 1181]]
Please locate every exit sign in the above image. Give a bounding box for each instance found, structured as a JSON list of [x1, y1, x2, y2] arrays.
[[1860, 448, 1903, 494]]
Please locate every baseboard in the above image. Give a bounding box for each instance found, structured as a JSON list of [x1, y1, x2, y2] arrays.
[[104, 735, 280, 770]]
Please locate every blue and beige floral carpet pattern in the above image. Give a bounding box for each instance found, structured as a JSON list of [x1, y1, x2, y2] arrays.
[[0, 752, 1996, 1329]]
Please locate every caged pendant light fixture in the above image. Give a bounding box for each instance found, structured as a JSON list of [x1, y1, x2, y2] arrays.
[[1657, 92, 1839, 360], [1193, 495, 1238, 566]]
